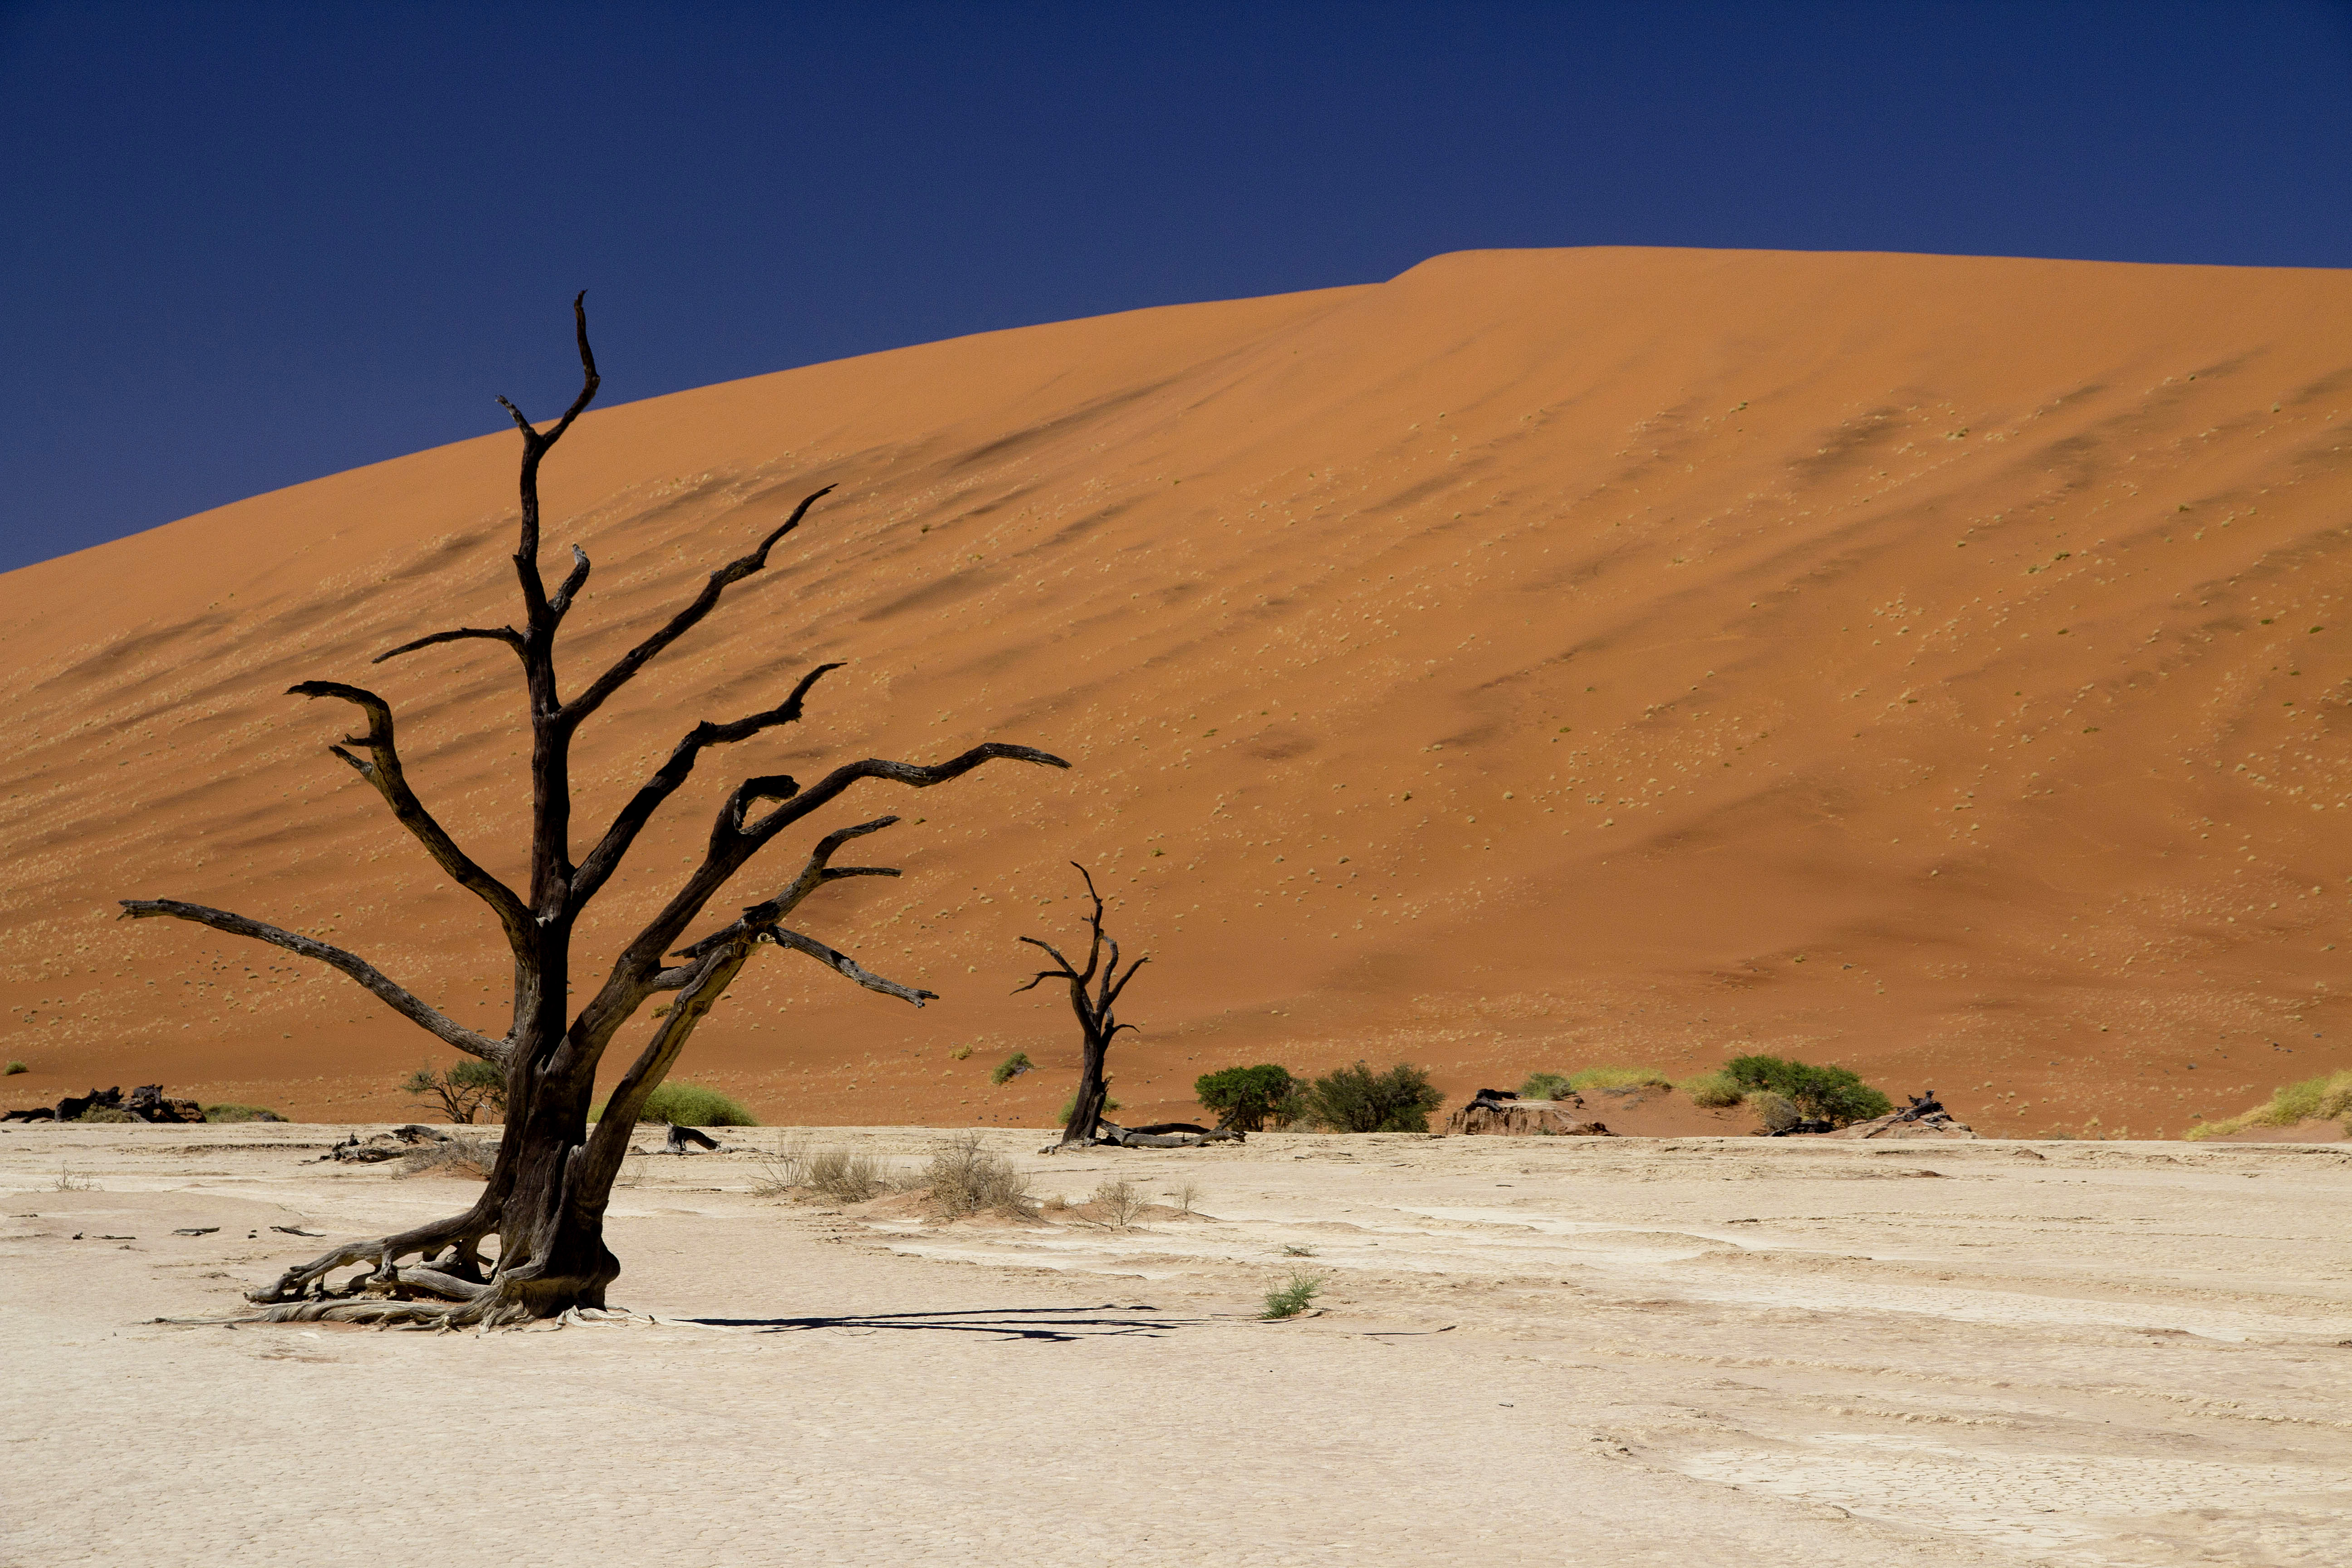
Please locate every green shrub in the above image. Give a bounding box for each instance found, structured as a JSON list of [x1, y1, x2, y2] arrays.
[[591, 1081, 757, 1127], [990, 1051, 1034, 1086], [2185, 1068, 2352, 1140], [1679, 1070, 1745, 1108], [1261, 1272, 1324, 1319], [77, 1106, 132, 1123], [3, 1060, 25, 1075], [1304, 1061, 1444, 1133], [1056, 1090, 1121, 1125], [402, 1058, 506, 1123], [1195, 1064, 1303, 1130], [1744, 1090, 1803, 1133], [1722, 1054, 1891, 1126], [1518, 1071, 1573, 1101], [1568, 1065, 1672, 1092], [202, 1103, 285, 1123]]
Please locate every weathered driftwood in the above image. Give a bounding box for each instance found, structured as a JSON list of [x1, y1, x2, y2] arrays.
[[4, 1084, 204, 1123], [113, 299, 1069, 1326], [1445, 1094, 1614, 1137], [1044, 1119, 1244, 1153]]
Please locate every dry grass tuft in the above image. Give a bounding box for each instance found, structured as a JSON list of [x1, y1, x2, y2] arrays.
[[1164, 1180, 1204, 1217], [2185, 1069, 2352, 1141], [394, 1134, 495, 1181], [923, 1132, 1034, 1219], [1678, 1070, 1745, 1107]]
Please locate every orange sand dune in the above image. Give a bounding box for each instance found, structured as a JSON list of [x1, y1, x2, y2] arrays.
[[4, 246, 2350, 1135]]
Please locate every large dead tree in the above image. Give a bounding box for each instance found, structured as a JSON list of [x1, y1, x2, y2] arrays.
[[121, 296, 1068, 1325], [1016, 864, 1144, 1148]]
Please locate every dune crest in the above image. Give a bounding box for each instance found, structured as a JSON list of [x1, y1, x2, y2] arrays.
[[4, 245, 2350, 1134]]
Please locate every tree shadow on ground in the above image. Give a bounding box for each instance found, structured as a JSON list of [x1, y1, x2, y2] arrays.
[[680, 1303, 1217, 1343]]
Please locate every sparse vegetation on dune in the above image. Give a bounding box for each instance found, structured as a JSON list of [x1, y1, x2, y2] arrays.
[[1517, 1071, 1573, 1101], [2185, 1069, 2352, 1140], [990, 1051, 1034, 1085], [590, 1082, 757, 1127], [4, 1060, 25, 1075], [1566, 1066, 1674, 1092], [1304, 1061, 1443, 1132], [1721, 1054, 1891, 1127], [1678, 1071, 1744, 1107], [1056, 1090, 1120, 1124]]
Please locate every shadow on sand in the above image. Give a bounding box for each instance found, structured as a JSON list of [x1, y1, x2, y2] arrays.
[[679, 1302, 1218, 1343]]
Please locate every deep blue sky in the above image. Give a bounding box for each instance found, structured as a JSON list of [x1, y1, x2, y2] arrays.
[[4, 1, 2349, 573]]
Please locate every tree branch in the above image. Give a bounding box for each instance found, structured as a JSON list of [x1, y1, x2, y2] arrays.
[[548, 545, 592, 617], [560, 485, 834, 726], [505, 291, 600, 623], [761, 927, 937, 1007], [568, 661, 846, 911], [286, 681, 533, 955], [369, 626, 526, 666], [118, 899, 506, 1062]]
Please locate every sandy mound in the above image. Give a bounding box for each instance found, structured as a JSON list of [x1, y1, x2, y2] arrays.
[[4, 246, 2351, 1136]]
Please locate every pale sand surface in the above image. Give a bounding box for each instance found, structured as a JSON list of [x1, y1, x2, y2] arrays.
[[5, 1124, 2348, 1567]]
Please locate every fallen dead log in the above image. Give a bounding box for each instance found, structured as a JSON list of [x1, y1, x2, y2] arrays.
[[1044, 1119, 1246, 1152]]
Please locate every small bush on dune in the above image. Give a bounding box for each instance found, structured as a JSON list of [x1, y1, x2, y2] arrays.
[[924, 1132, 1033, 1218], [590, 1082, 757, 1127], [1743, 1090, 1803, 1133], [1568, 1066, 1673, 1092], [2185, 1069, 2352, 1141], [1304, 1061, 1444, 1132], [1518, 1071, 1573, 1102], [1722, 1054, 1891, 1127], [1195, 1064, 1304, 1130], [4, 1060, 25, 1075], [202, 1103, 285, 1123], [990, 1051, 1034, 1086], [1679, 1071, 1745, 1108]]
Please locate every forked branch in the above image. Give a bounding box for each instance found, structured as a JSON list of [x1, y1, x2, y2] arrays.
[[286, 681, 533, 954], [116, 899, 507, 1062], [563, 485, 836, 726]]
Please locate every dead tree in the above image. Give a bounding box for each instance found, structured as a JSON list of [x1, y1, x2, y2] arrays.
[[120, 295, 1068, 1326], [1015, 864, 1144, 1148]]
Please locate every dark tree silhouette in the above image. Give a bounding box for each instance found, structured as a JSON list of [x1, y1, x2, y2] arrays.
[[121, 296, 1068, 1325], [1015, 864, 1145, 1148]]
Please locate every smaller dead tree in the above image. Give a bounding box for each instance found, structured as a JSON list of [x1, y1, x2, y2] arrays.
[[1016, 865, 1144, 1149]]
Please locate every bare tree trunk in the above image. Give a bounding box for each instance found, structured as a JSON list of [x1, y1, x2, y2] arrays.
[[123, 297, 1068, 1326], [1017, 866, 1145, 1151]]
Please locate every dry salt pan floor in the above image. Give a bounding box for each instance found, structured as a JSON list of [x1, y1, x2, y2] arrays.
[[4, 1124, 2348, 1568]]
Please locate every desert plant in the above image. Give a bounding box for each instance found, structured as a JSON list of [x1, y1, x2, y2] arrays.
[[202, 1103, 286, 1123], [1678, 1070, 1744, 1107], [591, 1081, 757, 1127], [1091, 1176, 1148, 1229], [402, 1058, 507, 1124], [77, 1106, 132, 1124], [806, 1145, 892, 1203], [1056, 1089, 1122, 1124], [990, 1051, 1034, 1085], [922, 1132, 1033, 1218], [1281, 1243, 1316, 1256], [949, 1044, 973, 1060], [4, 1060, 25, 1075], [1568, 1066, 1673, 1092], [1261, 1273, 1323, 1319], [1722, 1054, 1891, 1126], [1165, 1180, 1203, 1217], [1744, 1090, 1803, 1133], [397, 1134, 495, 1181], [1303, 1061, 1444, 1132], [1517, 1070, 1572, 1101], [2185, 1068, 2352, 1140], [1196, 1064, 1304, 1130], [1015, 864, 1148, 1147], [53, 1164, 98, 1192], [118, 295, 1067, 1325]]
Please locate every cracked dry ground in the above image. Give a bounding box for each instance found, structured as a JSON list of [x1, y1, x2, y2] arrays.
[[4, 1123, 2347, 1568]]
